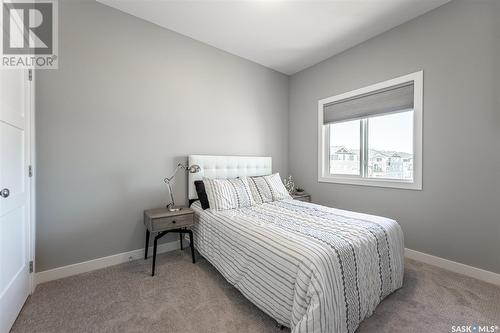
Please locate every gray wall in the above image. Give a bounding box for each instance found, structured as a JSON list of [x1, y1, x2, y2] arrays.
[[289, 0, 500, 273], [36, 1, 289, 271], [38, 0, 500, 274]]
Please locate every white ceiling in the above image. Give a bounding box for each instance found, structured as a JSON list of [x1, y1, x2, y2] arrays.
[[97, 0, 450, 75]]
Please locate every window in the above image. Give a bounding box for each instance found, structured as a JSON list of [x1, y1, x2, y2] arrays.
[[318, 71, 422, 190]]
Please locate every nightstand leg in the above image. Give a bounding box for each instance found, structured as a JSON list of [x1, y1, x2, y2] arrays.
[[152, 234, 158, 276], [188, 230, 195, 264], [180, 232, 183, 251], [144, 229, 150, 259]]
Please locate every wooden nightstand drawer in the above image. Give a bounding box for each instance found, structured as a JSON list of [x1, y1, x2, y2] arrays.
[[144, 207, 195, 232], [151, 214, 193, 231]]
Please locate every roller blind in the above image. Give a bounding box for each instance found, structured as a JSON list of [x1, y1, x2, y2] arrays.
[[323, 82, 414, 124]]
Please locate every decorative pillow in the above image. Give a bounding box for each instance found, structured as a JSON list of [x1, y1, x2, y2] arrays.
[[246, 173, 292, 204], [203, 177, 255, 211], [194, 180, 210, 210]]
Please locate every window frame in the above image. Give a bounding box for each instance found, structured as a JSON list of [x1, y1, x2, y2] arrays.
[[318, 71, 423, 190]]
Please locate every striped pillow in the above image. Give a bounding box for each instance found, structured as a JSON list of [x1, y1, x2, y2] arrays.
[[203, 177, 255, 211], [246, 173, 292, 204]]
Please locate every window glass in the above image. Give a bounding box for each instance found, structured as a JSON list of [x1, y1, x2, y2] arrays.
[[367, 111, 413, 180], [329, 119, 360, 175]]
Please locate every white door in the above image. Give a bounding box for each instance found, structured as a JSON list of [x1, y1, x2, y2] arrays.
[[0, 69, 32, 333]]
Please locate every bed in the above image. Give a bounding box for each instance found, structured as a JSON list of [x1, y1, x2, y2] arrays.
[[188, 155, 404, 333]]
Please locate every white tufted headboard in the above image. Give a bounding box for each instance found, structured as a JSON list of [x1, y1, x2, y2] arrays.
[[188, 155, 272, 200]]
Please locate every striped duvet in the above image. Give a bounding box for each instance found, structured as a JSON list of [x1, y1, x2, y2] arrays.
[[191, 199, 404, 333]]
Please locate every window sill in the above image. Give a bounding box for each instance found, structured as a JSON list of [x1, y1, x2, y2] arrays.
[[318, 175, 422, 190]]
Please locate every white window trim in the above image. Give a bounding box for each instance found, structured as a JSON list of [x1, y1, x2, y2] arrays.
[[318, 71, 423, 190]]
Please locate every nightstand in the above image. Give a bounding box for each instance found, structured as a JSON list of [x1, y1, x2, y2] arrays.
[[144, 207, 195, 276], [291, 192, 311, 202]]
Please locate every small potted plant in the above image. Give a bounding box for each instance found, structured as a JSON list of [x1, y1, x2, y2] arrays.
[[283, 175, 295, 194], [283, 175, 305, 195]]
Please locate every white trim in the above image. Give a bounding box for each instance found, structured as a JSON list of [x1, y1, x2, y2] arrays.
[[29, 69, 36, 294], [405, 248, 500, 286], [318, 71, 423, 190], [33, 242, 500, 289], [318, 175, 421, 190], [35, 240, 182, 286]]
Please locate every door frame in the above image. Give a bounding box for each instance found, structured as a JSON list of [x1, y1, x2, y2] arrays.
[[28, 69, 36, 293]]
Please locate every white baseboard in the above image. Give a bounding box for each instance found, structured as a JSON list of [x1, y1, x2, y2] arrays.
[[35, 240, 181, 286], [405, 248, 500, 286], [35, 243, 500, 288]]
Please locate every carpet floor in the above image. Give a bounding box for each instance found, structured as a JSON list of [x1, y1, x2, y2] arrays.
[[12, 250, 500, 333]]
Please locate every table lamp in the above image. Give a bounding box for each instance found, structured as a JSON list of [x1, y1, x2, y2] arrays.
[[164, 163, 201, 211]]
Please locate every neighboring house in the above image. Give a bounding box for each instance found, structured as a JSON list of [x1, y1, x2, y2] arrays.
[[330, 146, 360, 175], [331, 146, 413, 180]]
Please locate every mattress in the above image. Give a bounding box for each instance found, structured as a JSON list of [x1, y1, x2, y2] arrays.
[[191, 199, 404, 333]]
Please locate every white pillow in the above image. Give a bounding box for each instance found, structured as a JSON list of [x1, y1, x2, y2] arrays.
[[246, 173, 292, 204], [203, 177, 255, 211]]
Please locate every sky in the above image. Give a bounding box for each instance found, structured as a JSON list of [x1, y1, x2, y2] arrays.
[[330, 110, 413, 153]]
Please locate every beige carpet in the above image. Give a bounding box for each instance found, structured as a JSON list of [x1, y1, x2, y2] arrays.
[[12, 250, 500, 333]]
